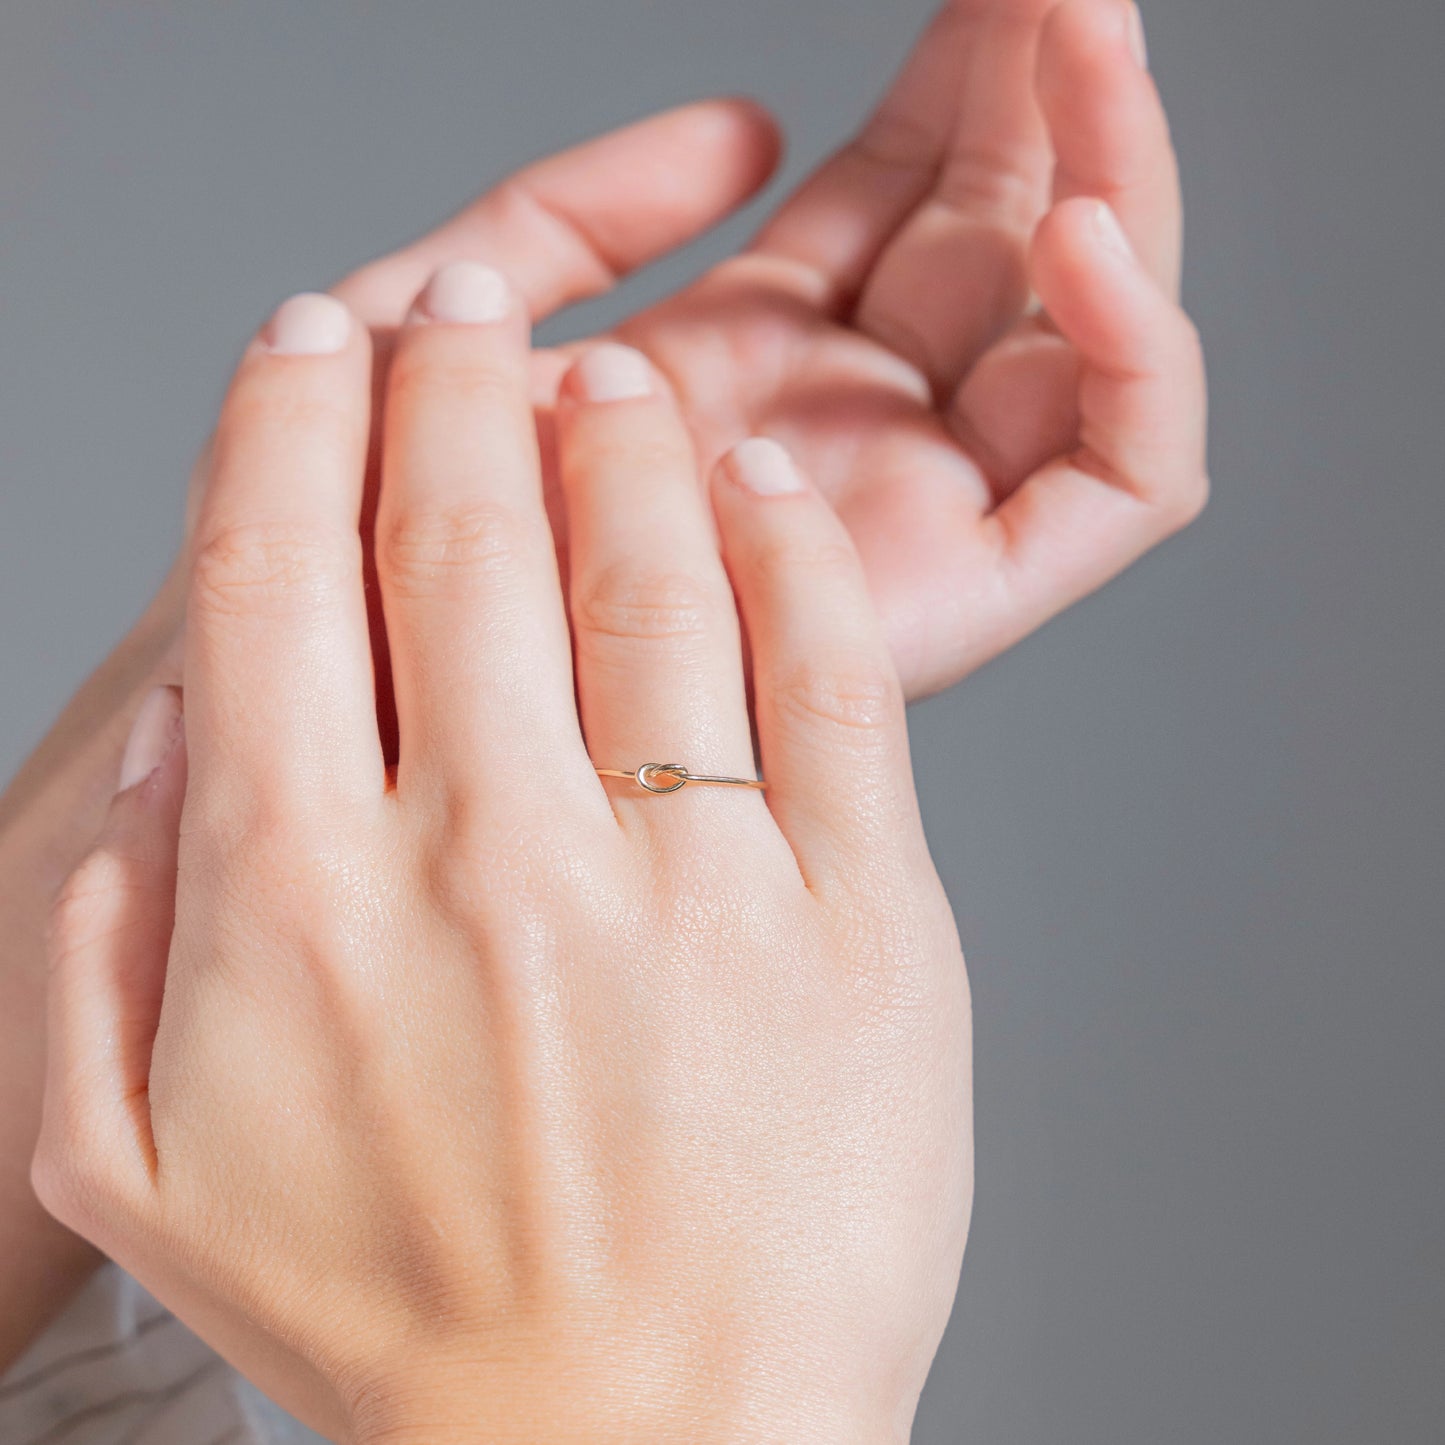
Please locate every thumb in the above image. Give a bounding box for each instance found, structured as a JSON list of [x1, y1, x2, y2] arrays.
[[34, 687, 187, 1232]]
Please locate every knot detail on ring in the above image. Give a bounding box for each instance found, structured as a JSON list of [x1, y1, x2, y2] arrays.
[[636, 763, 690, 794], [594, 764, 766, 794]]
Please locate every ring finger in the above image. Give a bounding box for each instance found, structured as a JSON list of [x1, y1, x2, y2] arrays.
[[554, 345, 756, 814]]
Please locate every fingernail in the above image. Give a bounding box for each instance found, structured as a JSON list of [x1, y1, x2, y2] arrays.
[[1091, 200, 1136, 261], [264, 293, 351, 355], [119, 687, 184, 793], [411, 261, 511, 324], [571, 344, 654, 403], [727, 437, 805, 496], [1126, 3, 1149, 69]]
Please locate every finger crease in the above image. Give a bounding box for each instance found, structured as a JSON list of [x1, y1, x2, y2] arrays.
[[503, 179, 623, 290]]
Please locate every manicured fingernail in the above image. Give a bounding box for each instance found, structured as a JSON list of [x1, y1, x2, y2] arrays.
[[1091, 200, 1136, 261], [119, 687, 184, 793], [727, 437, 805, 496], [1126, 3, 1148, 68], [264, 293, 351, 355], [571, 344, 654, 403], [411, 261, 511, 324]]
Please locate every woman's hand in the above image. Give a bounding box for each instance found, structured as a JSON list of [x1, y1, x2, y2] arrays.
[[345, 0, 1207, 704], [34, 275, 973, 1443], [0, 99, 778, 1368], [10, 0, 1198, 1375], [646, 0, 1209, 698]]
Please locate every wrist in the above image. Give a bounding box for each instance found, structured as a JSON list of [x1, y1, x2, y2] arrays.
[[355, 1414, 898, 1445], [346, 1347, 905, 1445]]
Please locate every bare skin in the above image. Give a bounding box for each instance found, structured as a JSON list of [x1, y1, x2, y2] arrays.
[[0, 98, 780, 1369], [37, 282, 974, 1443], [2, 0, 1205, 1371]]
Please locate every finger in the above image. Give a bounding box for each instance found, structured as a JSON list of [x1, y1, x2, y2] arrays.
[[711, 440, 921, 884], [949, 314, 1083, 499], [33, 687, 188, 1232], [556, 345, 755, 809], [851, 0, 1056, 395], [1039, 0, 1182, 295], [335, 99, 781, 327], [185, 101, 777, 771], [986, 199, 1207, 637], [376, 264, 591, 808], [187, 295, 382, 817], [934, 0, 1184, 495], [751, 0, 1052, 323]]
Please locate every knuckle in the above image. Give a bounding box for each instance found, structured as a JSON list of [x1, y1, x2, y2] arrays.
[[575, 562, 729, 647], [1176, 312, 1206, 365], [223, 388, 354, 444], [185, 775, 312, 859], [422, 806, 578, 927], [1171, 322, 1209, 525], [192, 520, 358, 620], [48, 851, 132, 970], [31, 1107, 128, 1237], [1140, 463, 1207, 533], [380, 501, 536, 598], [29, 1136, 81, 1228], [771, 656, 903, 737], [199, 805, 352, 892], [1170, 318, 1208, 394], [388, 349, 521, 411], [575, 435, 691, 479], [750, 537, 861, 591], [493, 178, 619, 288], [937, 143, 1042, 227], [206, 806, 296, 875], [853, 111, 938, 173], [1174, 466, 1211, 526], [425, 818, 505, 919]]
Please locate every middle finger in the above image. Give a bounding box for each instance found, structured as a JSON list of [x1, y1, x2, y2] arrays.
[[376, 262, 592, 811]]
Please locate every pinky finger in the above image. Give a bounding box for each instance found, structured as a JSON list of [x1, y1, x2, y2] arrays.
[[992, 196, 1208, 615], [712, 440, 924, 887]]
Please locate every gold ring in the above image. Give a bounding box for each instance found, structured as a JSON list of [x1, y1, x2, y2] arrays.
[[596, 764, 766, 795]]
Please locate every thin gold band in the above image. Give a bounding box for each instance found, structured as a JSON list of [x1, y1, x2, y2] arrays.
[[596, 764, 767, 796]]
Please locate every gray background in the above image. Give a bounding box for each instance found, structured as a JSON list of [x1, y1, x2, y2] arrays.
[[2, 1, 1441, 1441]]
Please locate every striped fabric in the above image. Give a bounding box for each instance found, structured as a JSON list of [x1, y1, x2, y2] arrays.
[[0, 1268, 323, 1445]]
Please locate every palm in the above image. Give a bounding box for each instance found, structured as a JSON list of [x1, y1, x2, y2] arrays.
[[616, 0, 1201, 698], [618, 259, 1010, 697]]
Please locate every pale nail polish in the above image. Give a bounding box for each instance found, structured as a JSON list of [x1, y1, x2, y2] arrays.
[[728, 437, 805, 496], [1091, 200, 1136, 261], [1126, 3, 1149, 69], [264, 293, 351, 355], [571, 344, 654, 403], [119, 687, 183, 793], [412, 261, 511, 324]]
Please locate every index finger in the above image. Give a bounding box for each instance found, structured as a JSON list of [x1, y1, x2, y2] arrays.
[[186, 294, 383, 820], [334, 99, 781, 326]]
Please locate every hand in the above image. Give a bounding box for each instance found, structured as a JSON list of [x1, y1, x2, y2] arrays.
[[0, 99, 778, 1366], [633, 0, 1208, 697], [10, 0, 1200, 1364], [34, 279, 972, 1443], [343, 0, 1208, 700]]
